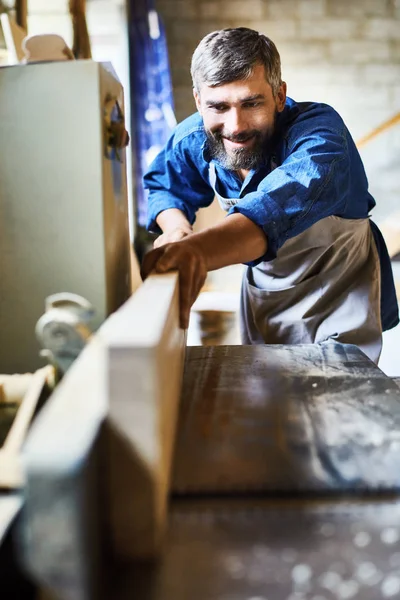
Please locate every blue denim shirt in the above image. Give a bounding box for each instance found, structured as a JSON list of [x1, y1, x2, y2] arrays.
[[144, 97, 399, 331]]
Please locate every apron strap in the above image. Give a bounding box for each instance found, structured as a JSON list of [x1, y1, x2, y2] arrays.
[[208, 162, 240, 213]]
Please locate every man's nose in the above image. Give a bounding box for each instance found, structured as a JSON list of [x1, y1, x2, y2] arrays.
[[226, 108, 247, 134]]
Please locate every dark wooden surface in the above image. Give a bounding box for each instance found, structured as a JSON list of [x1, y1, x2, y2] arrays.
[[116, 344, 400, 599], [115, 497, 400, 600], [172, 343, 400, 494], [10, 341, 400, 600]]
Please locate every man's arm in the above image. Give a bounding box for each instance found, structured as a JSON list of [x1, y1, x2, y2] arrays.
[[186, 212, 267, 271], [141, 212, 267, 328], [153, 208, 193, 248], [144, 115, 215, 234]]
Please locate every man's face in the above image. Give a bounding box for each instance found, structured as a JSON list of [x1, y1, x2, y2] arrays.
[[194, 64, 287, 171]]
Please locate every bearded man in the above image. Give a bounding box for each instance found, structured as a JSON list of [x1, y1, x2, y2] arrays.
[[141, 27, 398, 363]]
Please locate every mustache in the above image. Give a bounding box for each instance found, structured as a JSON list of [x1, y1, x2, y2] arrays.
[[212, 130, 261, 143]]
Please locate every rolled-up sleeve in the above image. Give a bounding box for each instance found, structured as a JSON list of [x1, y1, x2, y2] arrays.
[[144, 131, 215, 233], [228, 125, 349, 265]]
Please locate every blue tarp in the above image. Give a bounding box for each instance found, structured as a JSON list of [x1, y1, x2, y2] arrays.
[[128, 0, 176, 227]]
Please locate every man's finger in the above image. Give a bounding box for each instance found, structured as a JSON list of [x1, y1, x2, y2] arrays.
[[153, 236, 163, 249], [177, 257, 207, 329], [178, 268, 195, 329], [154, 246, 179, 273], [141, 242, 207, 330], [140, 247, 164, 280]]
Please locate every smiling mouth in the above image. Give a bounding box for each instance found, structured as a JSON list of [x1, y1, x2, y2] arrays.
[[223, 136, 255, 148]]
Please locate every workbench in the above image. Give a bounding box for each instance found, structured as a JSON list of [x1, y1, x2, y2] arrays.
[[118, 344, 400, 600], [1, 275, 400, 600]]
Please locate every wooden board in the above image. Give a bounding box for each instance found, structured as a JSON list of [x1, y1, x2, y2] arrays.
[[0, 14, 26, 64], [102, 272, 186, 560], [172, 343, 400, 495], [0, 367, 51, 490], [21, 339, 108, 600], [19, 272, 185, 599]]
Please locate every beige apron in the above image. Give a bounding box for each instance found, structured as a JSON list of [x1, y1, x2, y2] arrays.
[[209, 163, 383, 363]]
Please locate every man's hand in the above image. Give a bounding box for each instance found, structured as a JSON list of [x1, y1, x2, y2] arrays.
[[141, 241, 207, 329], [153, 225, 192, 248], [143, 212, 268, 329]]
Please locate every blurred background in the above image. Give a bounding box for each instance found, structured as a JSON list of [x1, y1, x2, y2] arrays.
[[1, 0, 399, 371]]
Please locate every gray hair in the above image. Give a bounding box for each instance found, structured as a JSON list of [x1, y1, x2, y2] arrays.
[[191, 27, 282, 97]]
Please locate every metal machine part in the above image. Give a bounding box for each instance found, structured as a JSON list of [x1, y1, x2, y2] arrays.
[[35, 293, 95, 377]]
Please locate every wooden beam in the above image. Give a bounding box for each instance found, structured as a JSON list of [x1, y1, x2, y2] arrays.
[[21, 272, 186, 598], [0, 367, 52, 490], [15, 0, 28, 32], [21, 338, 108, 600], [102, 272, 186, 560], [0, 13, 27, 63]]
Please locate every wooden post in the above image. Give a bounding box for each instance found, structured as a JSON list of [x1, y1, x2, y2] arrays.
[[15, 0, 27, 33]]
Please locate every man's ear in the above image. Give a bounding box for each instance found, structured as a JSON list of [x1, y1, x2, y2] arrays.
[[193, 88, 202, 115], [276, 82, 287, 113]]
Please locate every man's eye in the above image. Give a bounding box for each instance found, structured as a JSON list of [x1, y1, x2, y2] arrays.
[[212, 105, 228, 112], [243, 101, 260, 108]]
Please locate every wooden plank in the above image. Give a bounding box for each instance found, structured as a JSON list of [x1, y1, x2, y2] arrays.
[[172, 343, 400, 495], [130, 243, 142, 294], [20, 272, 185, 596], [21, 339, 108, 600], [0, 14, 26, 63], [0, 372, 36, 405], [15, 0, 28, 32], [0, 367, 52, 490], [102, 272, 186, 560]]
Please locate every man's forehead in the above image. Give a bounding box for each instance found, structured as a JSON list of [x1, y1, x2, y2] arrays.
[[199, 76, 273, 103]]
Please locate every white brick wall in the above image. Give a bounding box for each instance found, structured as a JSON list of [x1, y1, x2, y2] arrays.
[[266, 0, 301, 20], [278, 41, 330, 64], [329, 0, 390, 18], [361, 64, 400, 84], [156, 0, 400, 226], [221, 0, 265, 20], [364, 18, 400, 39], [155, 0, 198, 20], [329, 40, 391, 63], [199, 2, 223, 19], [156, 0, 400, 123], [297, 0, 328, 19], [246, 20, 299, 40], [298, 19, 360, 40]]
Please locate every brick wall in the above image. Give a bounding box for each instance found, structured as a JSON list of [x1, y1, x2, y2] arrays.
[[155, 0, 400, 222]]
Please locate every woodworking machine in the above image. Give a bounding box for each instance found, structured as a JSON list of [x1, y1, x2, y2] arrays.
[[2, 273, 400, 600]]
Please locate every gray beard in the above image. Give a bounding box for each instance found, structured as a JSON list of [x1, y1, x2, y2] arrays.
[[206, 123, 276, 171], [206, 135, 264, 170]]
